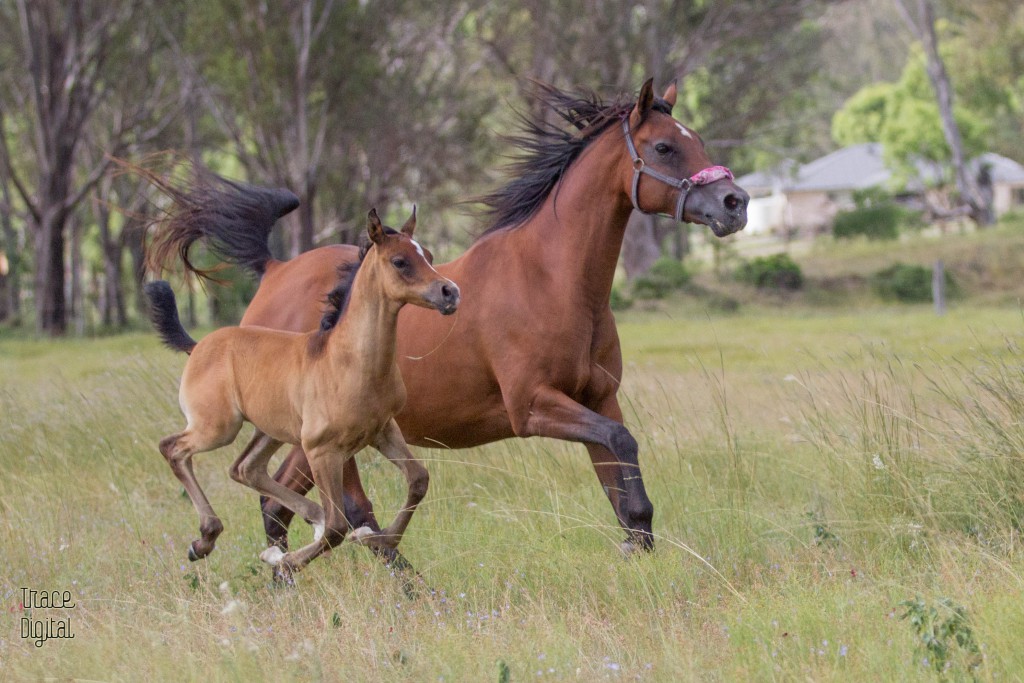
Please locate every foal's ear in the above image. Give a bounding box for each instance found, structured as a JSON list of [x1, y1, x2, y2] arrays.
[[367, 208, 385, 244], [662, 81, 678, 109], [401, 205, 417, 237], [629, 77, 655, 129]]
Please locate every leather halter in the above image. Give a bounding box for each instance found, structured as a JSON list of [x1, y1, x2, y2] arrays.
[[621, 117, 734, 223]]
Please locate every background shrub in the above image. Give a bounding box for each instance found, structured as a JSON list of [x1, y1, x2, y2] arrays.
[[735, 253, 803, 291], [632, 257, 691, 300], [833, 203, 903, 240], [832, 189, 922, 241], [871, 262, 958, 302], [609, 285, 633, 310]]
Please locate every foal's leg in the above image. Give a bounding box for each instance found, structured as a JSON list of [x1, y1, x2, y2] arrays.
[[159, 421, 241, 561], [261, 447, 383, 550], [268, 448, 355, 573], [225, 432, 329, 568], [349, 419, 430, 551]]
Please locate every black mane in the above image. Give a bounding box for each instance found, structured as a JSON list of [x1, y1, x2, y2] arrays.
[[476, 83, 673, 238], [315, 227, 399, 337]]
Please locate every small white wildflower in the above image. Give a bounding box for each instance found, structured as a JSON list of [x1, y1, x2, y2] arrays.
[[872, 454, 885, 470]]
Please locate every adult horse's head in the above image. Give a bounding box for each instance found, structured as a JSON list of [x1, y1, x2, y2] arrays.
[[622, 78, 748, 236]]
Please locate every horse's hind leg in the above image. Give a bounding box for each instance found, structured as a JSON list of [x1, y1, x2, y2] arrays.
[[351, 419, 429, 551], [226, 432, 327, 568], [159, 428, 235, 561]]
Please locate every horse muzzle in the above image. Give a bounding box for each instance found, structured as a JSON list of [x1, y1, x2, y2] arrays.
[[685, 180, 749, 237]]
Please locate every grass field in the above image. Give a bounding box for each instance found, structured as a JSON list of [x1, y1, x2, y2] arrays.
[[2, 299, 1024, 681]]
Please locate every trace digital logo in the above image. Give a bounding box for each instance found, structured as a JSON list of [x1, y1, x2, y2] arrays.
[[16, 587, 76, 647]]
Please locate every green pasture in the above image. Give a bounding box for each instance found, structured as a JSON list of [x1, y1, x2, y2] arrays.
[[2, 303, 1024, 681]]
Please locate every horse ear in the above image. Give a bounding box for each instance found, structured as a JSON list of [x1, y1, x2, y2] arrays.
[[629, 77, 655, 129], [401, 205, 417, 237], [367, 208, 385, 244], [662, 81, 678, 109]]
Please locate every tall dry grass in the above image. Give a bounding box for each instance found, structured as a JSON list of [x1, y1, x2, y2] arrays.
[[1, 308, 1023, 680]]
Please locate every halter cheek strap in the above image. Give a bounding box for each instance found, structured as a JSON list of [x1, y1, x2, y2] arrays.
[[621, 117, 734, 223]]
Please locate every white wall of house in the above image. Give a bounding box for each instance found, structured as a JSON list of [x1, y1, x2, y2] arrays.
[[994, 182, 1024, 216]]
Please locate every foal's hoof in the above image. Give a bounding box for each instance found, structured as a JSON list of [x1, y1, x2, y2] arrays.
[[348, 526, 397, 550], [188, 540, 210, 562], [347, 525, 377, 544], [260, 546, 286, 566]]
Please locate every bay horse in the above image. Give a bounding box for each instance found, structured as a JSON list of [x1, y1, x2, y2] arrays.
[[146, 209, 459, 573], [146, 78, 748, 562]]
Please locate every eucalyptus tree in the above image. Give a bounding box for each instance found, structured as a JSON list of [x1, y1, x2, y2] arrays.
[[0, 0, 182, 334]]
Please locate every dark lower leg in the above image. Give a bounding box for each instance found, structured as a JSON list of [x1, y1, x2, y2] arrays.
[[262, 446, 315, 549]]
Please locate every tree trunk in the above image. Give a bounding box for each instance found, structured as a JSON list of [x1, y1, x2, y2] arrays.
[[124, 214, 148, 320], [34, 208, 68, 335], [622, 213, 663, 280], [0, 182, 20, 324], [894, 0, 991, 224]]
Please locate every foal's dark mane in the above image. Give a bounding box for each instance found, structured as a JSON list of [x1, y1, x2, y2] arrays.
[[477, 83, 673, 238], [309, 227, 400, 356]]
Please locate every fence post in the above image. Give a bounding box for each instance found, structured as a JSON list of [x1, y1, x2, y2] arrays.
[[932, 259, 946, 316]]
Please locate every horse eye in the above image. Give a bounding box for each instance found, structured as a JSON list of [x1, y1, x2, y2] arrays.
[[655, 143, 672, 155], [391, 257, 408, 270]]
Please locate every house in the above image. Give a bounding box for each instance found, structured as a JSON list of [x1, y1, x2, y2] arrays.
[[736, 143, 1024, 235]]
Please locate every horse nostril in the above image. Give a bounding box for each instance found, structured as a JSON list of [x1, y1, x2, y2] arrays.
[[723, 192, 746, 213], [441, 284, 453, 300]]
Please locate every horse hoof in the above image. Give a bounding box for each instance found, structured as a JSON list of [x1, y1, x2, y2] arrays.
[[260, 546, 285, 566], [619, 540, 640, 557], [188, 542, 203, 562], [347, 525, 376, 544]]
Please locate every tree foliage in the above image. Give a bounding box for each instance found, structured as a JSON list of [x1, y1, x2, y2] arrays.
[[832, 45, 989, 180], [0, 0, 1020, 334]]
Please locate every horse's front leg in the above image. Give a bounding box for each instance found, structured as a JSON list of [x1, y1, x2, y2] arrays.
[[349, 419, 430, 552], [510, 385, 654, 552], [261, 447, 383, 550], [265, 446, 355, 574]]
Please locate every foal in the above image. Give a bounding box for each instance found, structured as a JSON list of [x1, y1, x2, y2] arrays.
[[146, 209, 459, 574]]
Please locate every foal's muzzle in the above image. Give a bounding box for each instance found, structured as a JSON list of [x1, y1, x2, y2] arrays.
[[428, 280, 460, 315]]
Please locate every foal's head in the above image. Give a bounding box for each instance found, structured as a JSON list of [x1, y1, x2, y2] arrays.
[[621, 79, 749, 236], [366, 208, 460, 315]]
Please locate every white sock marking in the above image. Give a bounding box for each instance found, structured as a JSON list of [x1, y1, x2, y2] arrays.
[[348, 526, 375, 543], [313, 521, 325, 543], [259, 546, 285, 566]]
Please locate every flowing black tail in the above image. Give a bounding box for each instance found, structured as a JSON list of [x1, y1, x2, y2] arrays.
[[140, 160, 299, 282], [145, 281, 198, 354]]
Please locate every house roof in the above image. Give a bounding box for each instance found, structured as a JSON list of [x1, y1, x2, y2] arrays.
[[737, 143, 1024, 194], [977, 152, 1024, 184]]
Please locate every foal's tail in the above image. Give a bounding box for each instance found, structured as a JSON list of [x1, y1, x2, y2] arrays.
[[145, 281, 198, 355], [136, 159, 299, 282]]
